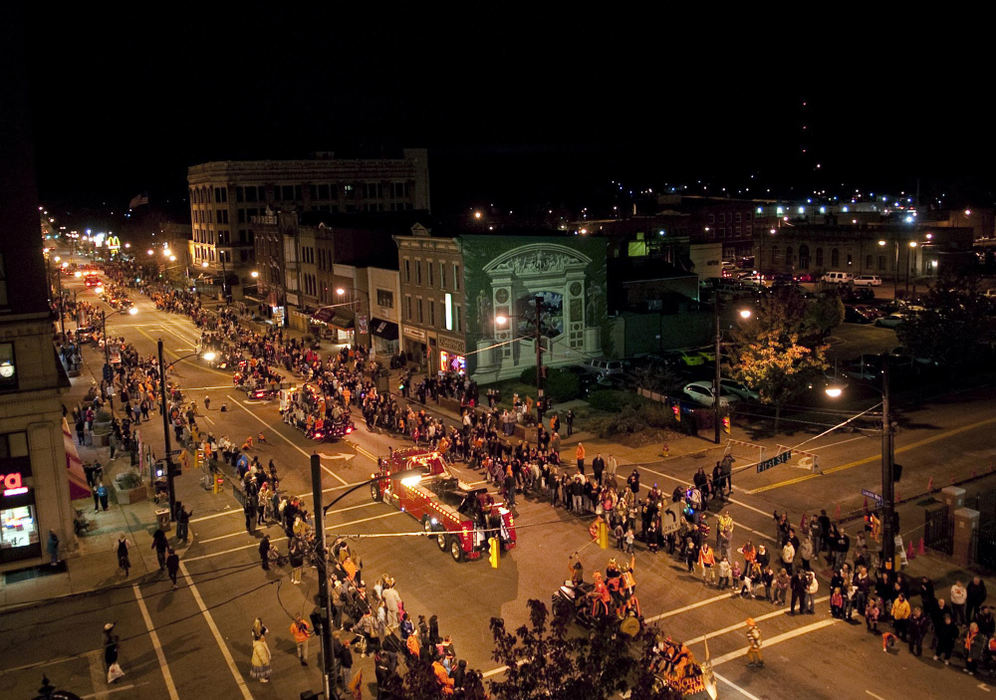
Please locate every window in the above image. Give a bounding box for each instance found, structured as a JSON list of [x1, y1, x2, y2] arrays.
[[282, 185, 294, 201], [455, 305, 461, 332], [416, 261, 422, 285], [429, 301, 435, 326], [246, 186, 257, 203], [406, 296, 412, 320], [0, 343, 16, 390], [831, 248, 839, 267], [404, 260, 411, 283], [309, 185, 318, 200], [453, 265, 460, 290], [770, 247, 778, 264], [785, 246, 794, 266], [440, 263, 446, 290], [879, 256, 886, 270], [376, 289, 394, 308], [236, 187, 244, 203], [815, 248, 824, 266], [427, 262, 433, 287], [417, 298, 423, 323], [319, 184, 330, 199], [294, 185, 302, 200], [846, 254, 853, 266]]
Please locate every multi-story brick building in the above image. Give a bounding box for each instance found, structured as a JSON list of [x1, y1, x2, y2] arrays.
[[187, 148, 429, 294]]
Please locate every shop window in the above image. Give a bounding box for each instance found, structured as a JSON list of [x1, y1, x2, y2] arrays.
[[377, 289, 394, 308], [0, 504, 38, 555]]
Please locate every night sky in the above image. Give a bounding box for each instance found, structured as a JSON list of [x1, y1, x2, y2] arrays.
[[23, 9, 993, 217]]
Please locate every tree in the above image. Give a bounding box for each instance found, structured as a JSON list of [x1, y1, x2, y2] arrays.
[[804, 289, 845, 340], [897, 273, 995, 368], [733, 329, 828, 431]]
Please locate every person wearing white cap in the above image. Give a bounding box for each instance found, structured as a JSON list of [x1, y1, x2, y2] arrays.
[[103, 622, 124, 682]]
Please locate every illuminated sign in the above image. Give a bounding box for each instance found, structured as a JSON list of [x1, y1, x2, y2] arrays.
[[1, 471, 27, 496]]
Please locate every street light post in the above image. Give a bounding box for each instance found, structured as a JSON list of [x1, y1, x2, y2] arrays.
[[156, 340, 215, 521], [881, 360, 896, 567], [534, 295, 545, 425], [311, 462, 423, 698], [713, 300, 722, 444]]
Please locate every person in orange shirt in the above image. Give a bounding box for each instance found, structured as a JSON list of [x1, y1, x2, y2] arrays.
[[432, 659, 455, 695], [289, 614, 311, 666], [406, 629, 421, 659], [576, 442, 586, 475], [698, 542, 717, 586]]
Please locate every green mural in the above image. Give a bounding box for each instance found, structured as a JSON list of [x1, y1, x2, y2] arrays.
[[457, 235, 608, 377]]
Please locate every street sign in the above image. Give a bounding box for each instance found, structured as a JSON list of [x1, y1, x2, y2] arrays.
[[756, 450, 792, 473], [862, 488, 884, 504]]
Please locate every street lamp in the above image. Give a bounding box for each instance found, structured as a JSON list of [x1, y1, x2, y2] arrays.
[[494, 294, 549, 422], [335, 286, 371, 350], [713, 304, 751, 444], [825, 359, 896, 567], [100, 306, 139, 413], [310, 454, 422, 698], [157, 339, 215, 520]]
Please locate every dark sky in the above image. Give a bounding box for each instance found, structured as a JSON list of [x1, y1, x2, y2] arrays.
[[24, 8, 993, 216]]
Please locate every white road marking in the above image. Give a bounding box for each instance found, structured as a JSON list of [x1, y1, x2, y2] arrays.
[[202, 415, 215, 425], [86, 650, 109, 699], [198, 503, 377, 544], [710, 618, 838, 667], [225, 393, 349, 485], [866, 691, 886, 700], [183, 511, 405, 563], [684, 596, 830, 647], [189, 480, 370, 522], [979, 684, 992, 693], [132, 584, 179, 699], [178, 561, 254, 700], [714, 672, 762, 700], [81, 683, 143, 699], [644, 593, 731, 623]]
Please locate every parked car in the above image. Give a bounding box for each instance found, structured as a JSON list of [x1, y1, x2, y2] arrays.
[[719, 378, 759, 401], [821, 271, 854, 284], [563, 365, 600, 396], [585, 358, 628, 377], [875, 313, 907, 329], [793, 272, 815, 283], [682, 380, 734, 407], [853, 274, 883, 287], [844, 305, 875, 324]]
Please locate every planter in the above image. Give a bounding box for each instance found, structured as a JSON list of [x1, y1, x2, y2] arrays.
[[113, 482, 147, 505]]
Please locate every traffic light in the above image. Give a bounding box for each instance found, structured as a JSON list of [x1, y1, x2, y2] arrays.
[[722, 416, 731, 434], [488, 536, 500, 569], [672, 404, 681, 423]]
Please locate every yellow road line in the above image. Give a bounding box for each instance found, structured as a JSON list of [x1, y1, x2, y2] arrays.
[[747, 415, 996, 494]]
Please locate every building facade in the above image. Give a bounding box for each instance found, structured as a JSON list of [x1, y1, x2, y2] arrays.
[[396, 228, 608, 381], [2, 27, 73, 569], [188, 148, 429, 292]]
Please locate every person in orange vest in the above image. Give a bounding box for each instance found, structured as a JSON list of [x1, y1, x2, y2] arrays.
[[342, 387, 351, 406], [576, 442, 586, 475], [289, 613, 311, 666], [406, 628, 421, 659], [698, 542, 717, 586]]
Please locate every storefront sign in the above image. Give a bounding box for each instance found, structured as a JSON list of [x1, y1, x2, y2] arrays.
[[437, 335, 465, 353], [1, 471, 27, 496], [404, 326, 426, 342]]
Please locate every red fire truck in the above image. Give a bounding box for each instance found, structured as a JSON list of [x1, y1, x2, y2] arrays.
[[370, 448, 516, 562]]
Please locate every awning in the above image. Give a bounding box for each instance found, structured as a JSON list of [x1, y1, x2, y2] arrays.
[[62, 417, 90, 498], [370, 318, 399, 340], [312, 307, 335, 324], [330, 310, 355, 331]]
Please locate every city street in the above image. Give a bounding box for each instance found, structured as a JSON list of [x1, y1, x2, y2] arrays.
[[2, 271, 994, 699]]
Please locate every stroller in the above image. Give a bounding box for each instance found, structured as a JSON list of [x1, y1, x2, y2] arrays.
[[267, 546, 288, 567]]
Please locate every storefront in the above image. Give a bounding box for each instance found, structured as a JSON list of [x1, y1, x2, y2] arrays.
[[1, 432, 40, 564], [402, 326, 428, 370], [437, 335, 467, 375], [370, 318, 399, 357]]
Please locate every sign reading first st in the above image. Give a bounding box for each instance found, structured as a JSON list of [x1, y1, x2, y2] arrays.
[[756, 450, 792, 473]]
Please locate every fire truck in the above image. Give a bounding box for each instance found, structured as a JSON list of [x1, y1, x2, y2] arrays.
[[370, 448, 516, 562]]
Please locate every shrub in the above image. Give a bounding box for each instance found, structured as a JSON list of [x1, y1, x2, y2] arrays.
[[517, 367, 582, 402], [586, 390, 632, 413], [114, 470, 142, 489]]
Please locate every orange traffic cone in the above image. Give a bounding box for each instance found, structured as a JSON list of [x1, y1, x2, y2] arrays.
[[907, 540, 915, 560], [918, 537, 926, 556]]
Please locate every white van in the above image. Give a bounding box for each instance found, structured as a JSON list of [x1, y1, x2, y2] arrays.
[[852, 274, 882, 287], [821, 271, 853, 284]]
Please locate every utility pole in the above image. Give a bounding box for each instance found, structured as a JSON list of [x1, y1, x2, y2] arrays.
[[534, 295, 545, 425], [311, 454, 336, 699], [158, 339, 177, 520], [881, 360, 895, 567], [713, 301, 722, 444]]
